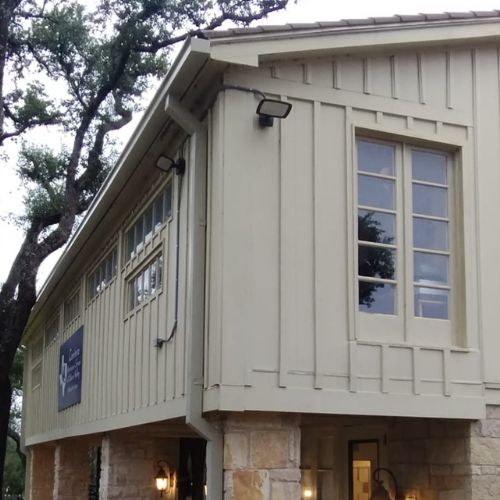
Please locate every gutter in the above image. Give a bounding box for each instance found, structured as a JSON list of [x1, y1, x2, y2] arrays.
[[165, 95, 223, 499]]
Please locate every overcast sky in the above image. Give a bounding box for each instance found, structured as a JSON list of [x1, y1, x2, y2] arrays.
[[1, 0, 499, 286]]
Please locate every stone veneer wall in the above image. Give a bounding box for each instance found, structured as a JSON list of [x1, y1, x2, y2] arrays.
[[53, 437, 99, 500], [469, 405, 500, 499], [28, 445, 55, 500], [223, 412, 301, 500], [99, 431, 179, 499], [387, 418, 471, 500]]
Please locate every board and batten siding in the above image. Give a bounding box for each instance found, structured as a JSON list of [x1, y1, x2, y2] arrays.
[[24, 166, 189, 444], [204, 45, 490, 418]]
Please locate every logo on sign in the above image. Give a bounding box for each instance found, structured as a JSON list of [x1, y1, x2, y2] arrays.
[[58, 326, 83, 411]]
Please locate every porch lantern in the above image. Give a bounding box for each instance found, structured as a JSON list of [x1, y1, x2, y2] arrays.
[[155, 460, 174, 497], [256, 98, 292, 127], [369, 467, 402, 500]]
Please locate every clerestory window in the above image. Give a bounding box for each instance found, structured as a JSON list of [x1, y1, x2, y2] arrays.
[[356, 137, 460, 344]]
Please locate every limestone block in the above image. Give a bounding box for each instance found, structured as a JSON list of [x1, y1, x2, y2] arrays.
[[470, 437, 500, 466], [250, 431, 289, 469], [427, 438, 466, 465], [224, 432, 249, 469], [270, 480, 301, 500], [233, 470, 269, 500]]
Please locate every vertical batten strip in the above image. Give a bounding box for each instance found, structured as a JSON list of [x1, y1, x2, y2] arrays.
[[446, 51, 453, 109], [390, 55, 399, 99], [345, 106, 356, 340], [363, 58, 371, 94], [417, 53, 426, 104], [312, 101, 322, 390], [271, 65, 280, 79], [381, 345, 389, 393], [413, 347, 421, 395], [279, 95, 289, 389], [443, 349, 452, 396], [349, 341, 357, 392], [332, 59, 339, 89], [303, 63, 312, 84]]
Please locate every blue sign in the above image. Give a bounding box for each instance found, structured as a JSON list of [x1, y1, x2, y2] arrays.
[[58, 326, 83, 411]]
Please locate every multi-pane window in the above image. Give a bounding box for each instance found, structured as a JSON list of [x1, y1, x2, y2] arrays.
[[87, 248, 117, 301], [44, 315, 59, 347], [128, 254, 163, 311], [126, 182, 172, 260], [31, 336, 43, 390], [356, 138, 454, 326], [64, 290, 81, 326]]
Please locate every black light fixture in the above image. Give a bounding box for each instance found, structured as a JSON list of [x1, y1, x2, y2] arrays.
[[155, 460, 175, 497], [156, 155, 186, 176], [256, 98, 292, 127], [369, 467, 403, 500]]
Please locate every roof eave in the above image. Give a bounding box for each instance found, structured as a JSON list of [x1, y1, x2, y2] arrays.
[[23, 37, 211, 338]]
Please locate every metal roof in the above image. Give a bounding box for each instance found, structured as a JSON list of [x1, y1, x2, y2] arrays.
[[201, 10, 500, 39]]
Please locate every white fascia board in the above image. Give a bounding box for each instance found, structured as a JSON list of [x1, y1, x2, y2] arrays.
[[24, 37, 211, 336], [209, 19, 500, 64]]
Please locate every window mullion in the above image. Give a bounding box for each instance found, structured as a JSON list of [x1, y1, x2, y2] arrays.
[[402, 144, 414, 343]]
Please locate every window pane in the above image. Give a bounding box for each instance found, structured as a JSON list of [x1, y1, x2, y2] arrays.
[[358, 210, 396, 244], [358, 175, 395, 210], [150, 260, 157, 295], [414, 287, 449, 319], [414, 252, 448, 285], [358, 245, 396, 280], [413, 218, 449, 251], [144, 207, 153, 241], [359, 282, 396, 314], [164, 183, 173, 219], [129, 281, 136, 310], [127, 230, 135, 258], [136, 274, 143, 305], [357, 141, 395, 176], [413, 184, 448, 217], [157, 256, 163, 288], [135, 218, 144, 249], [412, 150, 447, 185], [143, 266, 150, 300], [154, 195, 163, 229]]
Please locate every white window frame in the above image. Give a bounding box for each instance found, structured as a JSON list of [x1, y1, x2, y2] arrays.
[[355, 136, 462, 347]]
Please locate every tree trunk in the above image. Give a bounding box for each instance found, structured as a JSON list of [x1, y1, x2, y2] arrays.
[[0, 375, 12, 499]]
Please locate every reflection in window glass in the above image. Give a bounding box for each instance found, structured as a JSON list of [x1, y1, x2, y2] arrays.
[[414, 252, 448, 285], [357, 140, 395, 176], [414, 287, 449, 319], [126, 181, 172, 260], [358, 210, 396, 244], [412, 150, 447, 184], [358, 175, 395, 211], [129, 254, 163, 311], [359, 282, 396, 315], [358, 246, 396, 280], [413, 218, 448, 251], [88, 248, 118, 301], [412, 184, 448, 218]]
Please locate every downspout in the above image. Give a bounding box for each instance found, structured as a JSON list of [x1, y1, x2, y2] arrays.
[[165, 95, 223, 499]]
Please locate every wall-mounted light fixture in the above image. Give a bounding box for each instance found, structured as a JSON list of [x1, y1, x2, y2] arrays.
[[155, 460, 175, 497], [256, 98, 292, 127], [303, 487, 314, 498], [156, 155, 186, 176], [370, 467, 403, 500]]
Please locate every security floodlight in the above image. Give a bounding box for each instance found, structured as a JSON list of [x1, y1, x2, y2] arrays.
[[256, 98, 292, 127]]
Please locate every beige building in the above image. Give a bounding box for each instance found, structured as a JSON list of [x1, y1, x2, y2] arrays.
[[21, 11, 500, 500]]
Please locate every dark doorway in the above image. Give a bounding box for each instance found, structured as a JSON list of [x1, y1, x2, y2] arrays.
[[348, 439, 379, 500], [177, 438, 207, 500]]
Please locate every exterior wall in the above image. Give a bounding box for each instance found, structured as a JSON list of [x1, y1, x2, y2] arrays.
[[205, 44, 488, 418], [24, 141, 194, 444], [223, 412, 301, 500], [28, 445, 55, 500]]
